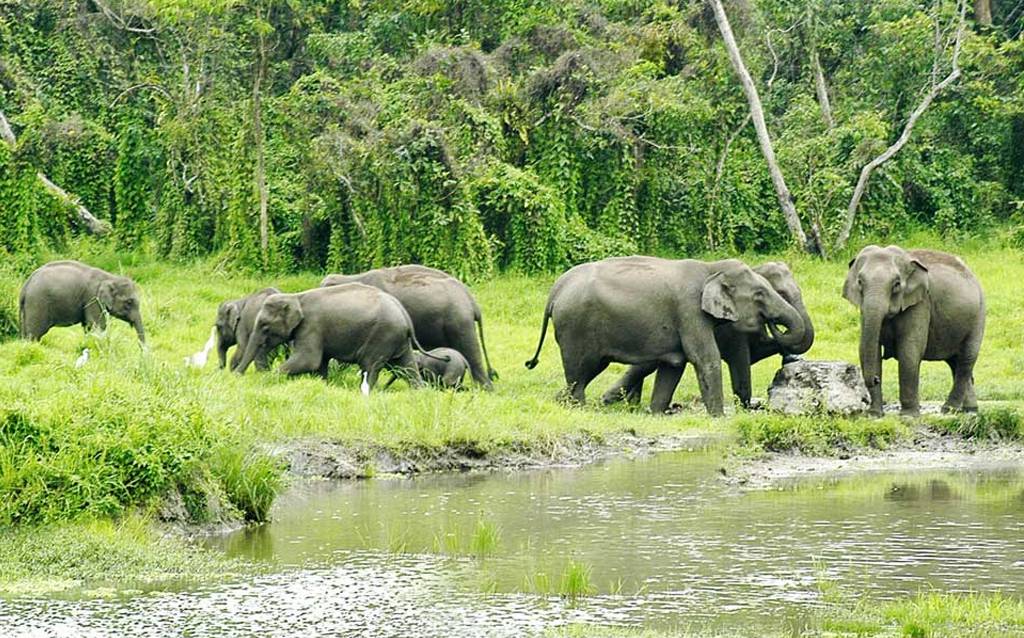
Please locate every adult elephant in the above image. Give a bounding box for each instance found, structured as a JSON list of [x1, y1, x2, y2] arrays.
[[523, 257, 807, 416], [214, 287, 280, 371], [321, 265, 496, 389], [602, 261, 815, 408], [234, 283, 438, 392], [19, 260, 145, 343], [843, 245, 984, 417]]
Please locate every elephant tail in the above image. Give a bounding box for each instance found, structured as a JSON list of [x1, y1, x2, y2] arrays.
[[473, 303, 499, 380], [524, 303, 552, 370]]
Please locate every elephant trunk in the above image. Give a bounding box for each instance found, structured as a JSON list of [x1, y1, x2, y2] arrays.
[[130, 310, 146, 344], [858, 292, 887, 415], [216, 329, 232, 369], [764, 292, 806, 352], [234, 335, 261, 374], [787, 297, 815, 356]]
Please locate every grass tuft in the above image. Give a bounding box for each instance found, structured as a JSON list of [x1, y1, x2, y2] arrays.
[[559, 558, 595, 600]]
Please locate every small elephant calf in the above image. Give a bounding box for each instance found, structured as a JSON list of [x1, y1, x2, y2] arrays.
[[386, 347, 469, 390]]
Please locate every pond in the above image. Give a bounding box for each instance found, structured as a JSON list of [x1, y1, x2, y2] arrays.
[[3, 448, 1024, 636]]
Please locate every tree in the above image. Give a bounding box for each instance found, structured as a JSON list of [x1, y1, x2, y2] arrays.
[[709, 0, 822, 255], [834, 0, 968, 251]]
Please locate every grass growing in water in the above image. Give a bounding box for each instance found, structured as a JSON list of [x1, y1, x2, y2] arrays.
[[558, 558, 596, 600], [469, 517, 501, 556]]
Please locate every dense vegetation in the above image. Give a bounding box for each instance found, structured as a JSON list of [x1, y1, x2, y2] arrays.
[[3, 0, 1024, 277]]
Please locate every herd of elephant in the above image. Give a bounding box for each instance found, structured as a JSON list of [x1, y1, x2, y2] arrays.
[[17, 244, 986, 418]]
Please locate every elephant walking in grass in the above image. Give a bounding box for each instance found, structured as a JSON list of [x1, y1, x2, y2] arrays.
[[19, 260, 145, 343], [843, 245, 985, 417], [215, 287, 280, 371], [321, 265, 497, 389], [602, 262, 815, 409], [524, 257, 807, 416], [234, 283, 442, 393]]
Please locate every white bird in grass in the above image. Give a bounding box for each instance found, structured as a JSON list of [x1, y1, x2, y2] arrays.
[[360, 370, 370, 396], [185, 327, 216, 368], [74, 348, 90, 368]]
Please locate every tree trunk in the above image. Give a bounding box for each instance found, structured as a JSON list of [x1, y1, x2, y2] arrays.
[[253, 22, 269, 269], [834, 0, 966, 251], [974, 0, 992, 27], [0, 109, 112, 236], [708, 0, 820, 255], [811, 47, 834, 130]]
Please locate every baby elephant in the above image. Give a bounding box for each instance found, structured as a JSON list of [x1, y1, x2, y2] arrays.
[[385, 347, 469, 390], [20, 260, 145, 343], [234, 283, 442, 393], [215, 287, 280, 370]]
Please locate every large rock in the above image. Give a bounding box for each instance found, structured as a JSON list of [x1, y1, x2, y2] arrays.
[[767, 360, 870, 416]]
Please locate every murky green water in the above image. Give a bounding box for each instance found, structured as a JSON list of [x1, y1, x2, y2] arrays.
[[3, 449, 1024, 636]]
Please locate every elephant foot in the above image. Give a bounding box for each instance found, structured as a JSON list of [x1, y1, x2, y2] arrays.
[[664, 403, 684, 415], [899, 408, 921, 419]]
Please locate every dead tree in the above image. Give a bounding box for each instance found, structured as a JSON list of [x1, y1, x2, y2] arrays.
[[834, 0, 967, 251], [0, 109, 111, 236]]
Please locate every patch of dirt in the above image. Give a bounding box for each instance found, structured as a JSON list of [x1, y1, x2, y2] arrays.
[[273, 430, 719, 480], [724, 426, 1024, 490]]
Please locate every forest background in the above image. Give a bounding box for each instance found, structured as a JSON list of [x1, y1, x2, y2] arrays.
[[2, 0, 1024, 285]]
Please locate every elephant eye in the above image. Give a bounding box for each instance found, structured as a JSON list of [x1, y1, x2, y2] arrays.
[[892, 280, 902, 292]]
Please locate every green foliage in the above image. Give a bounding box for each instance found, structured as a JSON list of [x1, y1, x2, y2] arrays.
[[3, 0, 1023, 270], [735, 414, 910, 455]]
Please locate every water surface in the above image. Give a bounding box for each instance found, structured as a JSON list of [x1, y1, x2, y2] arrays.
[[3, 449, 1024, 636]]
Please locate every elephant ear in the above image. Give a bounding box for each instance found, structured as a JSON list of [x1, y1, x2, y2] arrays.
[[280, 297, 304, 335], [842, 258, 862, 307], [96, 280, 116, 311], [226, 303, 242, 332], [701, 272, 738, 321], [900, 259, 930, 311]]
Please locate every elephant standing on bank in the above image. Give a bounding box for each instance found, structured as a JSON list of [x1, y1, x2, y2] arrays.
[[234, 283, 437, 392], [215, 287, 280, 371], [524, 257, 807, 416], [602, 261, 815, 408], [843, 245, 985, 417], [19, 260, 145, 343], [321, 265, 497, 389]]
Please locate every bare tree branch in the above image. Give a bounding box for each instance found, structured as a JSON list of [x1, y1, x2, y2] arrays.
[[811, 47, 834, 129], [709, 0, 821, 254], [834, 0, 967, 251], [0, 109, 112, 236], [92, 0, 156, 35]]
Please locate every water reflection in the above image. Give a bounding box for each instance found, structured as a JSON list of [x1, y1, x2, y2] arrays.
[[3, 451, 1024, 636]]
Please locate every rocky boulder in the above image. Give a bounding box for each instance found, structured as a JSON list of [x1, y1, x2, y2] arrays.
[[767, 360, 870, 416]]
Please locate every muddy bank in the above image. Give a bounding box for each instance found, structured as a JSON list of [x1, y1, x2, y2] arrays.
[[272, 430, 720, 480], [725, 425, 1024, 490]]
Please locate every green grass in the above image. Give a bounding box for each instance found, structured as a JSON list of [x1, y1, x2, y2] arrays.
[[0, 237, 1023, 591], [0, 515, 252, 596]]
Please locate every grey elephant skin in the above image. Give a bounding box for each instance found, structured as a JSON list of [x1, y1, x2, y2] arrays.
[[602, 261, 815, 408], [524, 257, 807, 416], [19, 260, 145, 343], [843, 245, 985, 417], [385, 347, 468, 390], [321, 265, 496, 389], [215, 287, 281, 370], [234, 283, 432, 392]]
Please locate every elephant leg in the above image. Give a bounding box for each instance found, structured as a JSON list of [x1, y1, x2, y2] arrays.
[[602, 363, 657, 405], [727, 346, 753, 408], [896, 340, 925, 417], [278, 343, 322, 376], [388, 351, 425, 389], [561, 351, 608, 405], [450, 325, 492, 390], [649, 364, 684, 414], [680, 328, 725, 417], [943, 354, 979, 413]]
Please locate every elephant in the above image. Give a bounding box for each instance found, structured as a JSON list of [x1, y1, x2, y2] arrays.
[[320, 265, 496, 389], [234, 283, 441, 392], [843, 245, 985, 417], [601, 261, 815, 409], [384, 347, 468, 390], [19, 260, 145, 343], [524, 257, 807, 416], [214, 287, 281, 371]]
